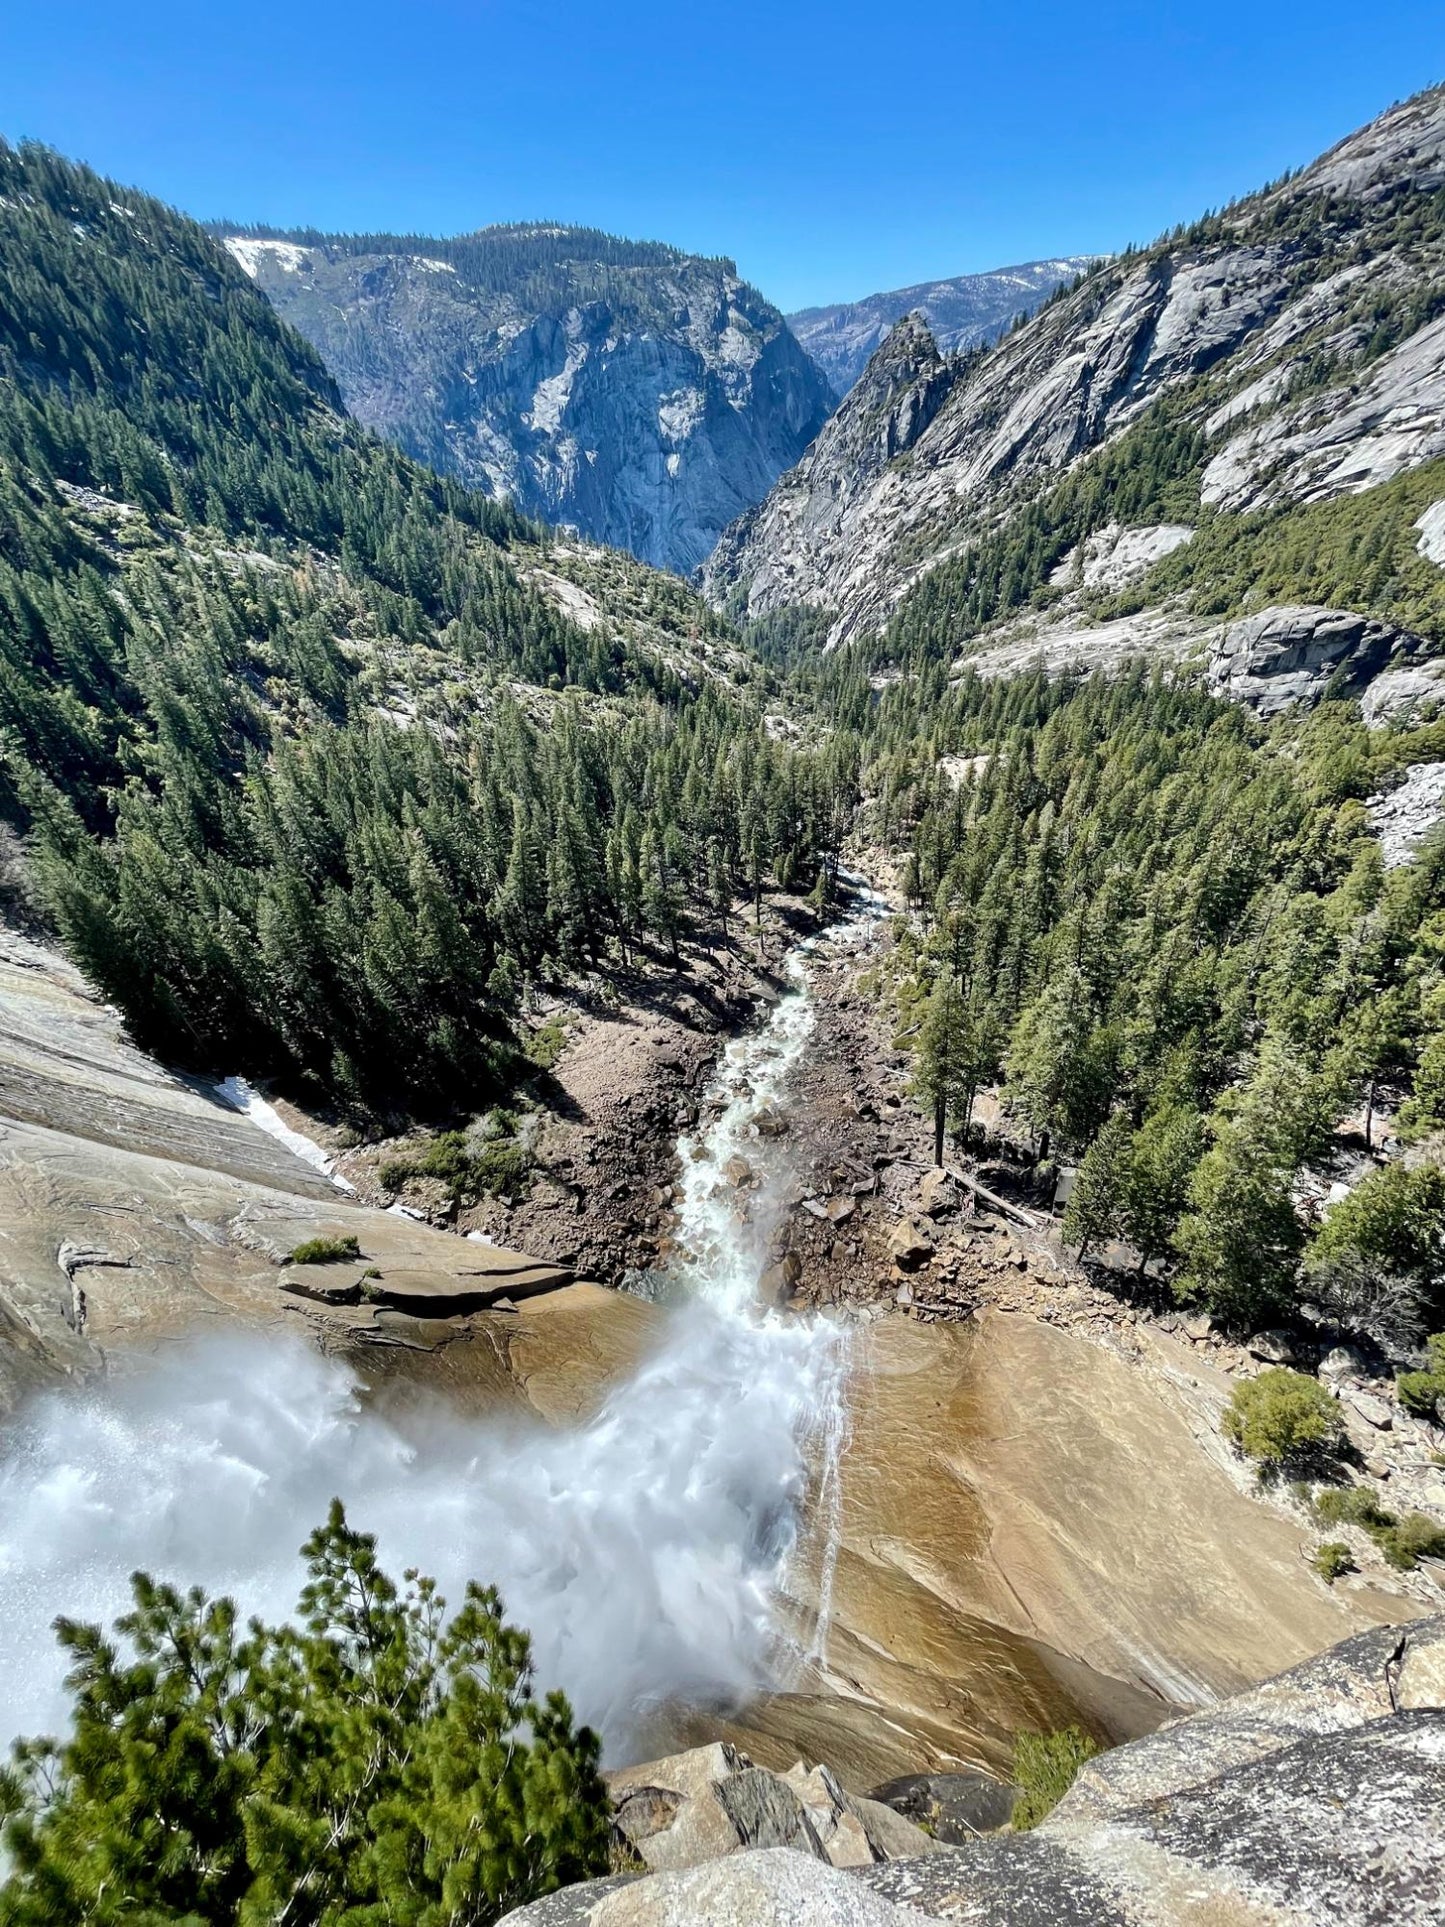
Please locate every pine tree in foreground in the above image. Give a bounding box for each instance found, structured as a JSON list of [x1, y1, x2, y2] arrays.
[[0, 1502, 610, 1927]]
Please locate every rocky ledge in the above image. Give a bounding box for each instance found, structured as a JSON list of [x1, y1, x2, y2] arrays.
[[503, 1616, 1445, 1924]]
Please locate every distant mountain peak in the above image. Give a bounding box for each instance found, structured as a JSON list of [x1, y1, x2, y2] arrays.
[[786, 255, 1098, 395]]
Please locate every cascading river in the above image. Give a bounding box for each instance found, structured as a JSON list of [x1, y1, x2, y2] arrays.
[[0, 884, 887, 1764]]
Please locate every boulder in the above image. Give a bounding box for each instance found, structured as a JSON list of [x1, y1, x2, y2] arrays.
[[600, 1742, 928, 1882], [506, 1849, 925, 1926], [758, 1252, 803, 1305], [750, 1105, 790, 1139], [1344, 1386, 1393, 1429], [606, 1744, 750, 1873], [714, 1769, 824, 1858], [1207, 604, 1424, 717], [723, 1155, 755, 1189], [1320, 1343, 1371, 1382], [865, 1711, 1445, 1925], [917, 1169, 959, 1218], [867, 1772, 1018, 1843], [504, 1620, 1445, 1926], [782, 1763, 935, 1869], [1247, 1328, 1297, 1365], [887, 1219, 935, 1270]]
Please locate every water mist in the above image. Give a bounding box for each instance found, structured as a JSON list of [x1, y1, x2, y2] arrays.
[[0, 889, 884, 1761]]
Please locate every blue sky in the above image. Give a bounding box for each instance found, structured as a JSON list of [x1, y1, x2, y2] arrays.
[[3, 1, 1442, 311]]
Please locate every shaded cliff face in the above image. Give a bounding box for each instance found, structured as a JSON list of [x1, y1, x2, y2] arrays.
[[223, 227, 835, 574], [786, 256, 1095, 395], [703, 84, 1445, 646]]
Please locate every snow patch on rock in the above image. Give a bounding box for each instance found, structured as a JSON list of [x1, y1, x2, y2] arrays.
[[223, 237, 310, 278]]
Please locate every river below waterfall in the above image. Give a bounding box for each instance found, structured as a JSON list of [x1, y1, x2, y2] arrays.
[[0, 886, 889, 1764]]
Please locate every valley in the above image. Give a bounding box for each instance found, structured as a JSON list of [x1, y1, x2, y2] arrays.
[[4, 63, 1445, 1927]]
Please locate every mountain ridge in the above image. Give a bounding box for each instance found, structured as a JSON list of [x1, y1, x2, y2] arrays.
[[218, 220, 835, 574], [785, 254, 1096, 394], [702, 82, 1445, 659]]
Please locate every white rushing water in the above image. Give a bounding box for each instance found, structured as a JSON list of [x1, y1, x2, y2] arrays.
[[0, 886, 886, 1762]]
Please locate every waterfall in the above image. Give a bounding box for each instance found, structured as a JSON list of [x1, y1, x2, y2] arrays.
[[0, 888, 885, 1764]]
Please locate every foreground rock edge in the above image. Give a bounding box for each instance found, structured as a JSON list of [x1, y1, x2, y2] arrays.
[[502, 1613, 1445, 1925]]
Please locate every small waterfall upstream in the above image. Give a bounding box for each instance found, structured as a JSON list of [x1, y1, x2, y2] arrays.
[[0, 886, 886, 1763]]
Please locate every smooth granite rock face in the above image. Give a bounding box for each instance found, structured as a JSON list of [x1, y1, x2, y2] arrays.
[[864, 1712, 1445, 1922], [1205, 605, 1424, 715]]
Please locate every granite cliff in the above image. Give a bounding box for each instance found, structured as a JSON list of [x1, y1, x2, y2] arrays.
[[222, 225, 835, 574], [703, 84, 1445, 662]]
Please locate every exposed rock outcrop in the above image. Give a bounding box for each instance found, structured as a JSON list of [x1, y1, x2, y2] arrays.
[[1369, 761, 1445, 866], [1205, 604, 1426, 715], [605, 1742, 933, 1880], [708, 315, 952, 624], [0, 926, 579, 1414], [225, 229, 834, 574], [704, 83, 1445, 652], [503, 1618, 1445, 1925]]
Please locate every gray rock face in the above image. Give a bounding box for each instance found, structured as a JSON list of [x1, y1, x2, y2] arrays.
[[1368, 762, 1445, 867], [787, 258, 1095, 396], [603, 1741, 933, 1879], [1205, 604, 1425, 715], [867, 1772, 1018, 1844], [704, 83, 1445, 651], [1418, 499, 1445, 566], [705, 315, 952, 625], [865, 1712, 1445, 1923], [1361, 660, 1445, 728], [224, 229, 834, 575], [502, 1617, 1445, 1926]]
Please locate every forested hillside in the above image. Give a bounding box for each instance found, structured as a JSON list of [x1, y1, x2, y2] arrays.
[[0, 143, 852, 1123], [814, 649, 1445, 1341]]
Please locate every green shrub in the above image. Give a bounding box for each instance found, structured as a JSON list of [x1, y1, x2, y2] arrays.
[[1312, 1540, 1355, 1583], [1396, 1333, 1445, 1420], [285, 1234, 361, 1265], [379, 1127, 533, 1204], [1310, 1485, 1445, 1570], [1011, 1726, 1102, 1831], [1222, 1369, 1344, 1468], [1311, 1485, 1394, 1533], [526, 1018, 570, 1072], [1398, 1371, 1443, 1420], [1380, 1512, 1445, 1571]]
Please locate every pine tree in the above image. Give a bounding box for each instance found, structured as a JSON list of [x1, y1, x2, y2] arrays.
[[1062, 1108, 1132, 1258], [0, 1504, 609, 1926]]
